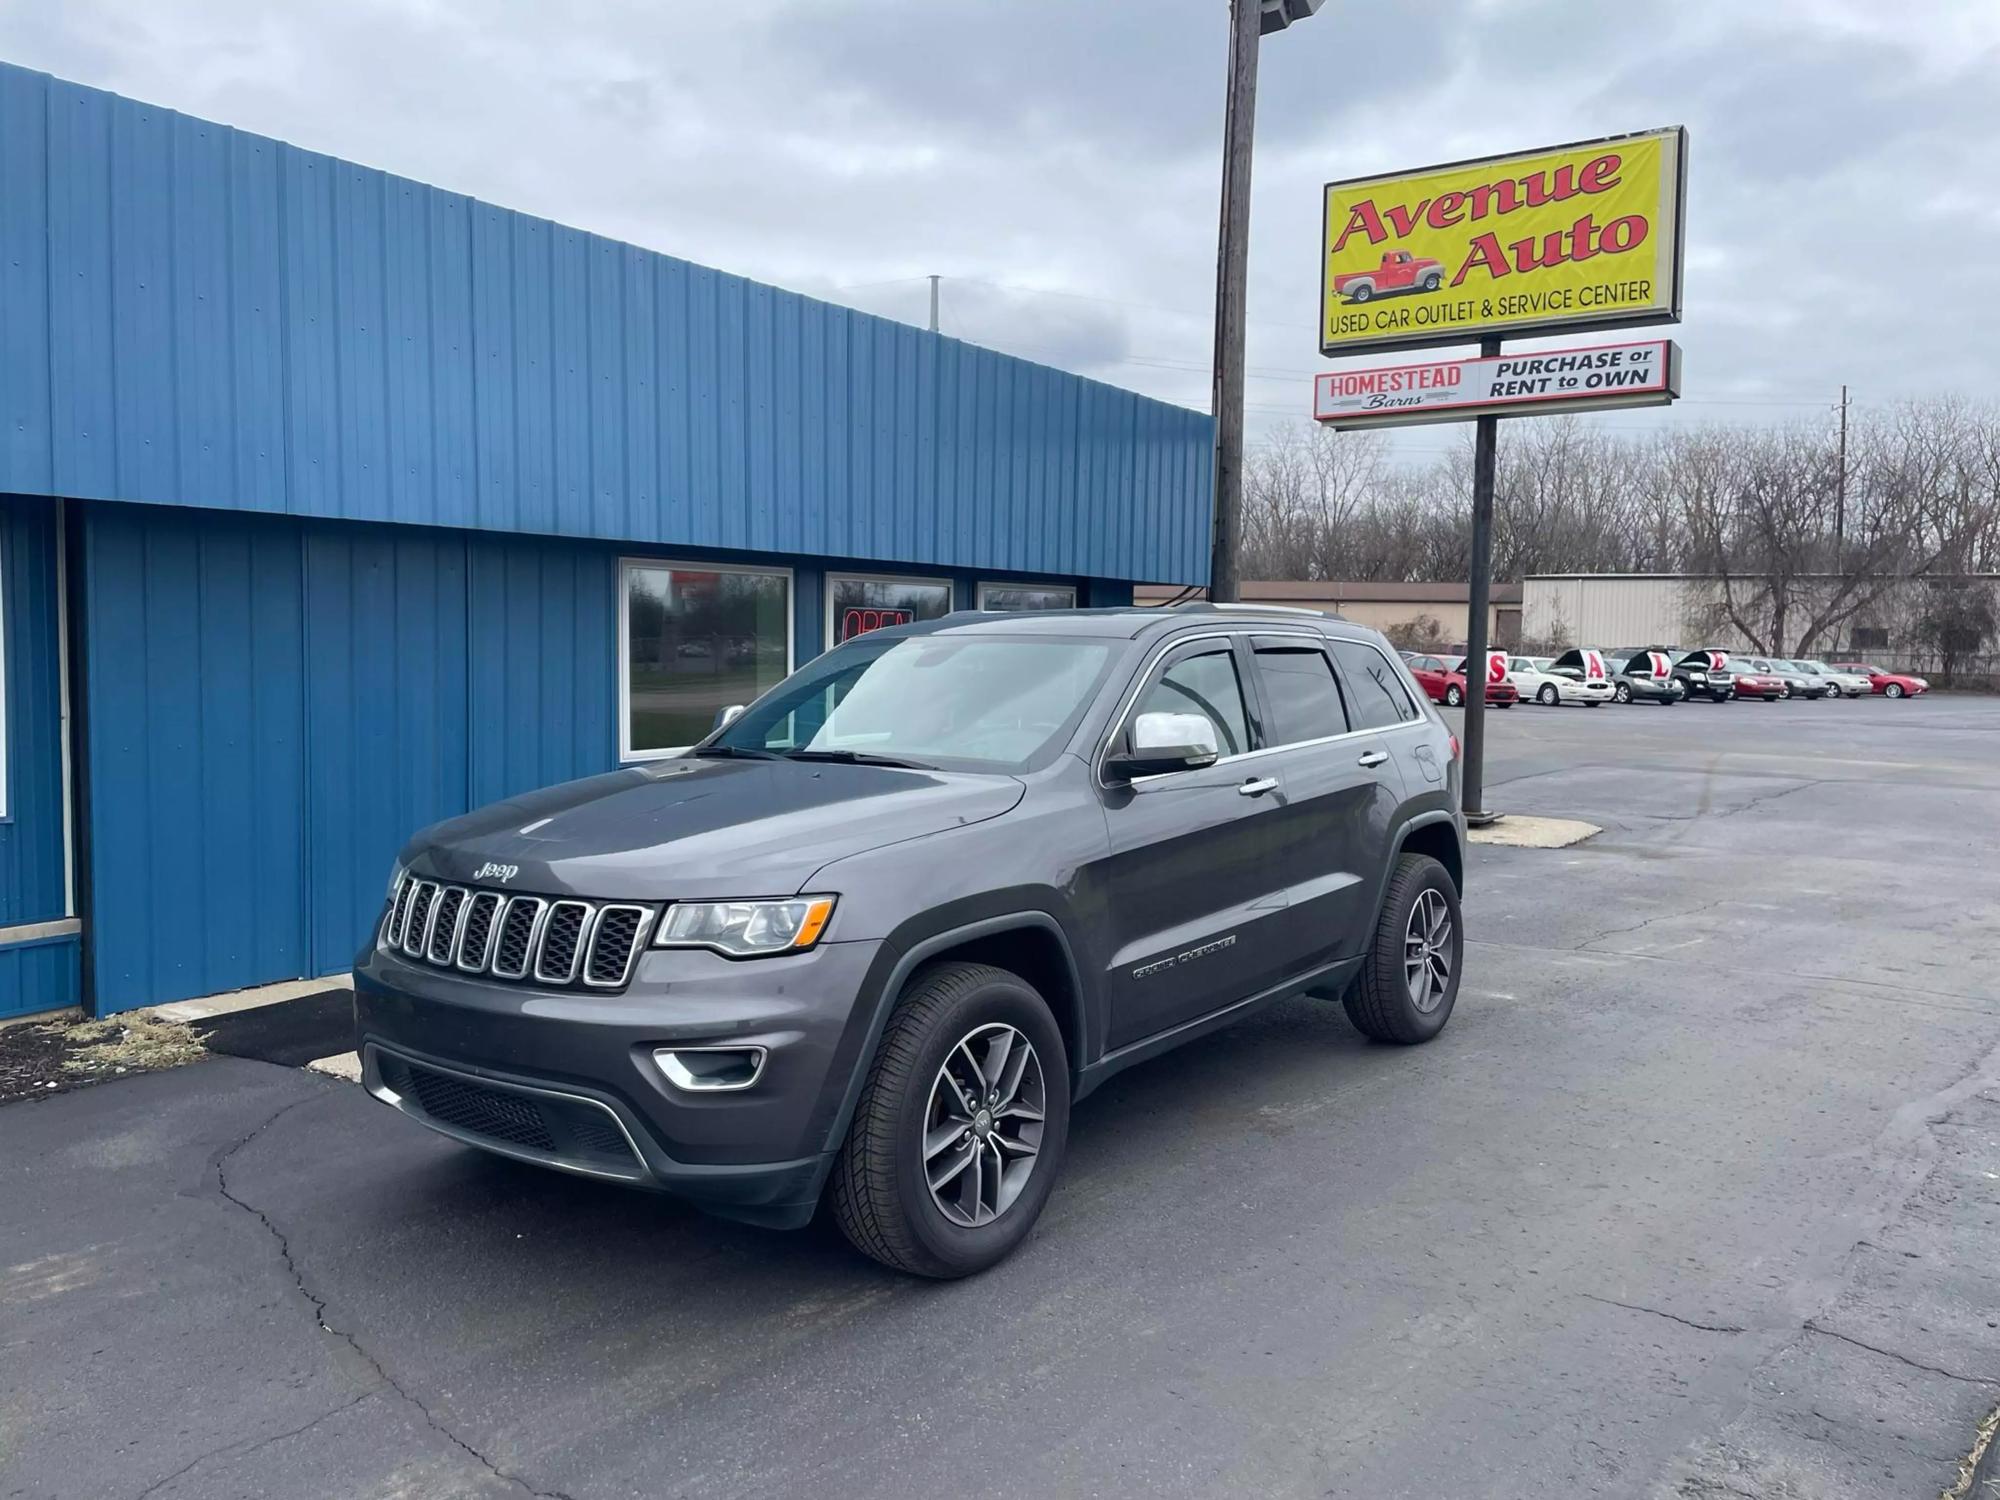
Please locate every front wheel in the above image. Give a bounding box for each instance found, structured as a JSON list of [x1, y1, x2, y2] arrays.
[[1615, 683, 1632, 703], [831, 962, 1070, 1278], [1538, 684, 1559, 706], [1885, 683, 1905, 699], [1444, 684, 1464, 707], [1345, 854, 1461, 1044], [1781, 683, 1794, 699]]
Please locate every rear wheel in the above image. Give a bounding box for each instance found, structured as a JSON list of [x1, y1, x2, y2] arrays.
[[1419, 271, 1442, 292], [831, 962, 1070, 1278], [1350, 283, 1374, 303], [1344, 854, 1461, 1045]]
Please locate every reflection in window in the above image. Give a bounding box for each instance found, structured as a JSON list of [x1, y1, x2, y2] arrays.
[[978, 583, 1078, 613], [623, 563, 790, 755], [828, 576, 952, 645]]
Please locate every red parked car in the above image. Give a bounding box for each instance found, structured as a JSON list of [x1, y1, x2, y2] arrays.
[[1729, 665, 1788, 700], [1403, 653, 1518, 709], [1829, 662, 1930, 698]]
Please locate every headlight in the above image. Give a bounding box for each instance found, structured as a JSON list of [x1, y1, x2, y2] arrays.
[[654, 896, 836, 958], [386, 859, 406, 899]]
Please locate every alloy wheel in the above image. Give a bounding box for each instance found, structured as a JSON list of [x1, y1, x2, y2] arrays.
[[1404, 888, 1453, 1013], [923, 1023, 1046, 1228]]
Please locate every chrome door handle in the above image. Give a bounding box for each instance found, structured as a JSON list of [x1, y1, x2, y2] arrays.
[[1238, 776, 1280, 797], [1357, 749, 1389, 767]]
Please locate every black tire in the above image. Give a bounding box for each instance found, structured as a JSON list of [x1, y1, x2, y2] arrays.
[[1661, 691, 1676, 706], [1781, 683, 1793, 699], [1444, 684, 1464, 707], [1344, 854, 1461, 1045], [1614, 683, 1632, 703], [830, 961, 1070, 1278], [1885, 683, 1905, 699], [1585, 700, 1602, 708], [1351, 283, 1374, 303], [1538, 684, 1558, 706], [1419, 271, 1442, 292]]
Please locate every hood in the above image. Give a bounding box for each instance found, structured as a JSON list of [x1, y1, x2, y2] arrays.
[[404, 757, 1025, 899]]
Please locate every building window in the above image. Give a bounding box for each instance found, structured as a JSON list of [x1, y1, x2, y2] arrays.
[[826, 574, 953, 646], [977, 582, 1078, 613], [1850, 626, 1890, 650], [621, 560, 792, 758]]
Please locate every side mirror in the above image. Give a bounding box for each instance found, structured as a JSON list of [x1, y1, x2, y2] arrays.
[[712, 704, 746, 731], [1106, 711, 1221, 780]]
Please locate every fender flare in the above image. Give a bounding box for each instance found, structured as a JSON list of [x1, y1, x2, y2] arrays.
[[1376, 808, 1465, 919], [817, 912, 1089, 1157]]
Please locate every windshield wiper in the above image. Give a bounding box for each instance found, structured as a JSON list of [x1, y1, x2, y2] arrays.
[[783, 748, 934, 770], [690, 744, 783, 761]]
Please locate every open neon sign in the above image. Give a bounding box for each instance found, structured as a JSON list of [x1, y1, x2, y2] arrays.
[[842, 607, 913, 641]]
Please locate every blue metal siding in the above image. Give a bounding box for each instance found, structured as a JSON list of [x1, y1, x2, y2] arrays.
[[0, 63, 1211, 584], [1, 497, 69, 998], [83, 504, 625, 1008], [0, 935, 77, 1017], [83, 504, 309, 1010]]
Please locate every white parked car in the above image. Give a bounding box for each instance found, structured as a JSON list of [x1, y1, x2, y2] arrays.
[[1507, 654, 1615, 707], [1792, 659, 1872, 698]]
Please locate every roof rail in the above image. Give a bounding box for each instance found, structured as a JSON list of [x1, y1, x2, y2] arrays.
[[1201, 602, 1327, 616]]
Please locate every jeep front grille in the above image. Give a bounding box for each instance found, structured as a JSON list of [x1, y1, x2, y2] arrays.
[[384, 877, 656, 992]]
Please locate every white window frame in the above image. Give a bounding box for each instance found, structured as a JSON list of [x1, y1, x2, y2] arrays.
[[976, 580, 1078, 612], [618, 557, 795, 762], [824, 571, 954, 650]]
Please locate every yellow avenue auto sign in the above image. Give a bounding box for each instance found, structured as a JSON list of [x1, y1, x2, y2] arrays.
[[1321, 128, 1686, 356]]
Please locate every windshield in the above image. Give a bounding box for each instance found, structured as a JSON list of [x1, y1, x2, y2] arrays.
[[706, 634, 1117, 774]]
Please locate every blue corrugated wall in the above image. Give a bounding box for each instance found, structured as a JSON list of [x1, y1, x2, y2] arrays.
[[0, 495, 75, 1015], [0, 64, 1212, 585], [83, 504, 623, 1008]]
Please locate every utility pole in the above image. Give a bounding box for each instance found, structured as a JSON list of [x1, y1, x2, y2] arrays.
[[1207, 0, 1323, 603], [1834, 382, 1849, 557], [928, 274, 940, 335], [1207, 0, 1261, 603]]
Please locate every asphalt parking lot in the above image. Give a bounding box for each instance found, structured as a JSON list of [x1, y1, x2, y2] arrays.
[[6, 695, 1998, 1500]]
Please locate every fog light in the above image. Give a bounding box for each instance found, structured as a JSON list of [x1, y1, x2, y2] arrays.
[[653, 1046, 766, 1093]]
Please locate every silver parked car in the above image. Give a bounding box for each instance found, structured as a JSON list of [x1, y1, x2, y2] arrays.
[[1791, 659, 1870, 698], [1753, 658, 1831, 700]]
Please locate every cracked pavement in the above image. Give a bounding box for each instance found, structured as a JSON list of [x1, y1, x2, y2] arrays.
[[4, 695, 1999, 1498]]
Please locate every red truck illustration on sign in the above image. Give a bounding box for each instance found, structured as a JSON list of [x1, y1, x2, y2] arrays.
[[1333, 249, 1446, 304]]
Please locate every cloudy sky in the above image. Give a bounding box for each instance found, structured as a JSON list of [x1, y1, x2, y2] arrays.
[[2, 0, 1996, 462]]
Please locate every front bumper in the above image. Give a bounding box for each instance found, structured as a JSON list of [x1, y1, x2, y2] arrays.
[[353, 935, 888, 1228]]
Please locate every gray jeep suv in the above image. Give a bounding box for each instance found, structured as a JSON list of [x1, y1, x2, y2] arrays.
[[354, 605, 1467, 1277]]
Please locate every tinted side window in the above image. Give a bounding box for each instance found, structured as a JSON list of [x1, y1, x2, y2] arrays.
[[1254, 646, 1350, 745], [1134, 647, 1250, 757], [1331, 640, 1418, 731]]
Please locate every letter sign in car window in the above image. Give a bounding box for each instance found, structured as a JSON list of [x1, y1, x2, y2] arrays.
[[1254, 646, 1350, 744], [1487, 650, 1508, 684], [1648, 651, 1671, 678], [1583, 649, 1606, 681], [1329, 640, 1417, 731], [1136, 648, 1250, 757]]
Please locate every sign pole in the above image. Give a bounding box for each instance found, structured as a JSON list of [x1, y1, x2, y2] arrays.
[[1460, 333, 1501, 825]]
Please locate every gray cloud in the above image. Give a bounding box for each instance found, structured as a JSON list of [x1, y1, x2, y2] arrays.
[[0, 0, 1994, 462]]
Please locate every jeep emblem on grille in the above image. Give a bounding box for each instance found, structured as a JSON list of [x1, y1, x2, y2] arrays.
[[474, 862, 520, 884]]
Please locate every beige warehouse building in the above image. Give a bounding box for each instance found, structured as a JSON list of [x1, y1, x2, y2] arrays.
[[1136, 580, 1522, 647]]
